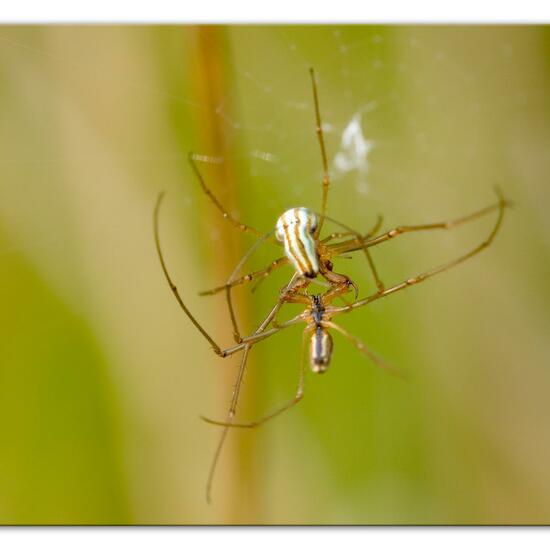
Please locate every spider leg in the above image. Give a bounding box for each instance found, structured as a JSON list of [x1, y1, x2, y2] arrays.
[[201, 329, 309, 430], [205, 344, 251, 504], [222, 232, 276, 343], [311, 68, 383, 241], [320, 215, 383, 244], [310, 68, 331, 238], [327, 191, 507, 316], [199, 257, 288, 296], [322, 231, 364, 244], [250, 257, 290, 294], [320, 213, 385, 293], [271, 291, 311, 328], [154, 192, 224, 355], [223, 271, 310, 346], [329, 190, 509, 257], [322, 321, 405, 379], [221, 312, 303, 357], [189, 152, 279, 243], [254, 271, 305, 323], [364, 247, 385, 292]]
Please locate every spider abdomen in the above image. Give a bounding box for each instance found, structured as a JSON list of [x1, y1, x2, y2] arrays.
[[275, 207, 319, 278], [310, 326, 333, 373]]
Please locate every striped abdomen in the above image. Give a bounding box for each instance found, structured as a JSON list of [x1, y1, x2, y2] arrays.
[[275, 207, 319, 278], [310, 326, 333, 373]]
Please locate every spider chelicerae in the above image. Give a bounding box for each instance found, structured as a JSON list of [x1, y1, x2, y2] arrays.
[[154, 69, 508, 503]]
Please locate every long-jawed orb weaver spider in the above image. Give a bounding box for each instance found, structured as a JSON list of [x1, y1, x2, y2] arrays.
[[153, 68, 509, 503]]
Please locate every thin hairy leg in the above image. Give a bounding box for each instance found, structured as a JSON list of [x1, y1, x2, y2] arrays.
[[225, 272, 309, 346], [205, 345, 251, 504], [271, 290, 312, 328], [199, 257, 288, 296], [328, 192, 507, 316], [320, 215, 383, 244], [322, 231, 368, 244], [364, 247, 384, 292], [323, 321, 405, 379], [154, 192, 225, 355], [310, 68, 331, 238], [220, 232, 277, 342], [221, 312, 304, 357], [330, 191, 507, 257], [259, 273, 307, 328], [320, 213, 385, 292], [202, 331, 309, 429], [189, 152, 279, 242]]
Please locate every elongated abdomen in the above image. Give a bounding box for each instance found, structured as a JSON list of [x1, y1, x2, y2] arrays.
[[275, 207, 319, 278], [310, 327, 333, 373]]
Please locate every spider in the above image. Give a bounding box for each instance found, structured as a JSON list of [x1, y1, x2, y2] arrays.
[[153, 69, 508, 503]]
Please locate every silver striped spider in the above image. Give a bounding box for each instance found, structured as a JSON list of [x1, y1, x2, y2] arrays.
[[154, 69, 508, 503]]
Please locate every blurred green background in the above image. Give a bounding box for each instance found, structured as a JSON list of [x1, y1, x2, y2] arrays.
[[0, 25, 549, 524]]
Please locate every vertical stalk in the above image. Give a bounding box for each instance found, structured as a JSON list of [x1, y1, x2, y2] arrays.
[[185, 25, 260, 522]]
